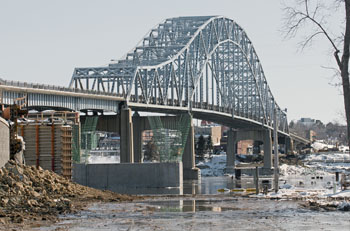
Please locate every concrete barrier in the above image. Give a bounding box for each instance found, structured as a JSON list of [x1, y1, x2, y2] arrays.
[[0, 118, 9, 168], [73, 162, 183, 194]]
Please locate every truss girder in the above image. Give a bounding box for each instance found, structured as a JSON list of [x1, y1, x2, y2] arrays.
[[70, 16, 289, 134]]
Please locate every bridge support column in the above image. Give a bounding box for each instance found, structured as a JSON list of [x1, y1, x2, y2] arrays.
[[263, 130, 272, 169], [285, 137, 292, 154], [133, 112, 143, 163], [182, 116, 200, 180], [120, 107, 134, 163], [290, 139, 295, 153], [226, 129, 236, 173]]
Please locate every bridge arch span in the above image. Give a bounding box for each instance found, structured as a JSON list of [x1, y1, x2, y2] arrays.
[[71, 16, 288, 134]]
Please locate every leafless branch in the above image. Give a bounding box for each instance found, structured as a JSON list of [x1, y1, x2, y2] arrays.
[[299, 31, 324, 50], [322, 65, 342, 88], [282, 0, 343, 68], [283, 1, 339, 49]]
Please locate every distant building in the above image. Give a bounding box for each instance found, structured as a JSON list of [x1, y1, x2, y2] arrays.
[[237, 140, 254, 154], [306, 130, 317, 141], [298, 118, 316, 127], [195, 125, 222, 146]]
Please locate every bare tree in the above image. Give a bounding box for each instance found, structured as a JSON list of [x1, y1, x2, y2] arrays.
[[283, 0, 350, 148]]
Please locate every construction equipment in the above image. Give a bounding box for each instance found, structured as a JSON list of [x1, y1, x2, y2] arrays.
[[1, 97, 28, 159]]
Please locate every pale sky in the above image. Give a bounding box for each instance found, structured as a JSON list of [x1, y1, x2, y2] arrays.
[[0, 0, 346, 124]]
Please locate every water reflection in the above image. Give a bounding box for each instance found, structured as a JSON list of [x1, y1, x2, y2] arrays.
[[146, 199, 240, 213], [184, 176, 258, 195], [108, 176, 263, 195]]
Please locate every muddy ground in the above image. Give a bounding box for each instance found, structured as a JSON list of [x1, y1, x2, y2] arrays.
[[32, 195, 350, 231]]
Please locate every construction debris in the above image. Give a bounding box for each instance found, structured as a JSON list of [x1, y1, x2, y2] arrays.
[[0, 160, 135, 225], [1, 98, 28, 160]]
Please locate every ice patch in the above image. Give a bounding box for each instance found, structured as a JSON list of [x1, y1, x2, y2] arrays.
[[279, 183, 293, 189]]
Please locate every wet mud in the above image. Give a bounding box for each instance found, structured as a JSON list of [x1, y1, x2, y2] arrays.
[[35, 195, 350, 231]]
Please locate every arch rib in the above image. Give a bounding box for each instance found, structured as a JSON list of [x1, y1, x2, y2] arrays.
[[71, 16, 289, 134]]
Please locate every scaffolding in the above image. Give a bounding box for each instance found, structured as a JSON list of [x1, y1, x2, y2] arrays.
[[148, 114, 191, 163], [18, 123, 74, 179], [26, 111, 81, 163]]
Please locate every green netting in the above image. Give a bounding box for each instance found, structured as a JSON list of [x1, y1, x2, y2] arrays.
[[82, 116, 99, 133], [81, 116, 99, 161], [72, 124, 81, 163], [148, 114, 191, 163]]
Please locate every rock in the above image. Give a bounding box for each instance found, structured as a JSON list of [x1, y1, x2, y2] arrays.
[[0, 217, 7, 225], [14, 181, 24, 191], [5, 162, 24, 177], [1, 198, 9, 206], [27, 199, 39, 207], [31, 190, 41, 198]]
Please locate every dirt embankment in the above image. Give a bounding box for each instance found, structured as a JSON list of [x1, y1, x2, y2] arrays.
[[0, 160, 137, 228]]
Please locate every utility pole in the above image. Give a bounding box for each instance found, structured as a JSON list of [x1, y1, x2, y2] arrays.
[[273, 108, 279, 193]]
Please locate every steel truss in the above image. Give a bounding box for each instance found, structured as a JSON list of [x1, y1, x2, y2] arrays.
[[70, 16, 288, 133]]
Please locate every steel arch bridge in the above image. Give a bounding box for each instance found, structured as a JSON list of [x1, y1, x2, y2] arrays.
[[70, 16, 289, 134]]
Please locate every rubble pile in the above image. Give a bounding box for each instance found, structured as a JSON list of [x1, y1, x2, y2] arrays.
[[0, 160, 134, 224]]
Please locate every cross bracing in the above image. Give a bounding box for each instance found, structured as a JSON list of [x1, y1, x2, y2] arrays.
[[70, 16, 288, 133]]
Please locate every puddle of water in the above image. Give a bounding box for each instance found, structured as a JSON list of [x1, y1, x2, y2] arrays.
[[108, 176, 268, 196], [96, 174, 338, 197], [190, 176, 259, 194]]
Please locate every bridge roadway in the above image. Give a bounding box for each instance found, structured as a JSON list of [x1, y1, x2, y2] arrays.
[[0, 79, 292, 137], [0, 79, 309, 179]]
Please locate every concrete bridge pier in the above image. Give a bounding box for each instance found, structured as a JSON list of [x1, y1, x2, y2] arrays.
[[226, 129, 237, 173], [132, 112, 143, 163], [182, 117, 200, 180], [289, 138, 294, 154], [277, 136, 289, 155], [262, 130, 272, 169], [120, 107, 134, 163]]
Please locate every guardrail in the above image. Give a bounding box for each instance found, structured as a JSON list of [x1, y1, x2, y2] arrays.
[[0, 78, 120, 97]]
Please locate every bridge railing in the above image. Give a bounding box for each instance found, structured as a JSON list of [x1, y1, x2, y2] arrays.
[[0, 79, 121, 97]]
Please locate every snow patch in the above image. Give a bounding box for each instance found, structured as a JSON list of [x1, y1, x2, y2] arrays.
[[87, 155, 120, 164], [197, 154, 236, 177]]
